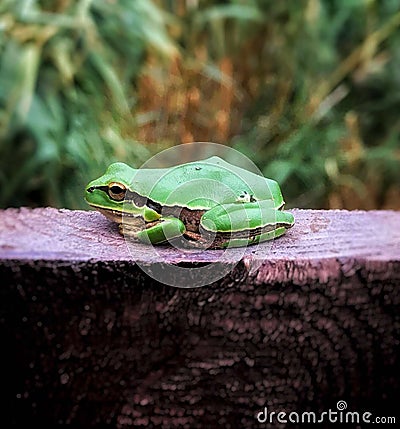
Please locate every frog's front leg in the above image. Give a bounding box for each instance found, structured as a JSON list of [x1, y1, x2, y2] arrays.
[[200, 200, 294, 248], [122, 217, 185, 245]]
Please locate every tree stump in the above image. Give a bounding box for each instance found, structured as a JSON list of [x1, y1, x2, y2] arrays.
[[1, 208, 399, 427]]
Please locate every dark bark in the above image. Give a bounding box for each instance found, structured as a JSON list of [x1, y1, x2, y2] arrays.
[[1, 208, 399, 428]]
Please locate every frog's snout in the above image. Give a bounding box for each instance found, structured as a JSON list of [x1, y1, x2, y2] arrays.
[[86, 186, 95, 193]]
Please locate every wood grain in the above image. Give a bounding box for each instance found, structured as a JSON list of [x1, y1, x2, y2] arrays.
[[1, 208, 399, 427]]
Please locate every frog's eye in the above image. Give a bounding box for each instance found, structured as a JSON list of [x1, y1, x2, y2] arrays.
[[108, 182, 126, 201]]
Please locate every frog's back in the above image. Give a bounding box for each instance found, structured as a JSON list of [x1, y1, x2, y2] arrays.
[[136, 157, 280, 209]]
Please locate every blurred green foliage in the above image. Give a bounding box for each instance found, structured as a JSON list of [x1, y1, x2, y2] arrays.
[[0, 0, 399, 209], [0, 0, 172, 207]]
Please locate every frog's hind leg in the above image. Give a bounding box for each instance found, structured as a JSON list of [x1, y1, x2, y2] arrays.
[[200, 200, 294, 248], [222, 226, 287, 248]]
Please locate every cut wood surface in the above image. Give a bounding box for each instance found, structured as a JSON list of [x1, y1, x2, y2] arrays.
[[1, 207, 400, 261], [1, 208, 400, 428]]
